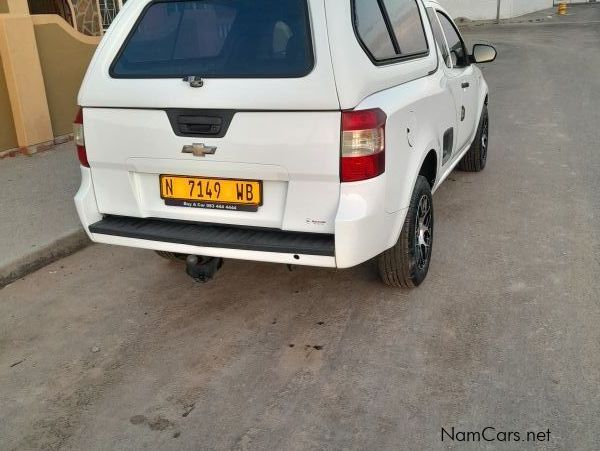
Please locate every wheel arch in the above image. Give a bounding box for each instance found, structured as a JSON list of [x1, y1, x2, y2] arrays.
[[383, 139, 441, 252], [394, 137, 441, 212], [419, 149, 438, 189]]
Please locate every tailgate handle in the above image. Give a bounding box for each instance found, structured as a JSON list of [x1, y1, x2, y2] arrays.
[[178, 115, 222, 135], [166, 109, 235, 138]]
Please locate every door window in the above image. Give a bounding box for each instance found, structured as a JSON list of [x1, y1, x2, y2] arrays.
[[436, 12, 468, 68]]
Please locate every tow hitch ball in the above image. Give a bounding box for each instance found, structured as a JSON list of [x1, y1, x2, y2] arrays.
[[185, 255, 223, 283]]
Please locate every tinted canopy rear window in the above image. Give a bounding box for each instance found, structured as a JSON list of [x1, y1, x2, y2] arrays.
[[111, 0, 313, 78]]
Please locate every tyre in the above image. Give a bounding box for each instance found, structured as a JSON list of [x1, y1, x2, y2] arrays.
[[154, 251, 188, 262], [378, 176, 434, 288], [457, 104, 489, 172]]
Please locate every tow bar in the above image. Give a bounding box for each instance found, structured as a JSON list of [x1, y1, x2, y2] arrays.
[[185, 255, 223, 283]]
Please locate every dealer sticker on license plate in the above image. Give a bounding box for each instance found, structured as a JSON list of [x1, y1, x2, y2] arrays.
[[160, 175, 262, 212]]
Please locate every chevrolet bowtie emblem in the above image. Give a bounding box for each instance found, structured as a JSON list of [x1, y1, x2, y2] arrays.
[[182, 143, 217, 157]]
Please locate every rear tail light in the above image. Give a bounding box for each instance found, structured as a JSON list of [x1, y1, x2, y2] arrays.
[[341, 108, 386, 182], [73, 107, 89, 167]]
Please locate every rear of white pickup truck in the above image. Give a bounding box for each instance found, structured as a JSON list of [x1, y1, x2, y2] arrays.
[[74, 0, 408, 272]]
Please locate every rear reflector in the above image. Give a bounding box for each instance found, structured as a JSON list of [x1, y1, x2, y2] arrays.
[[341, 152, 386, 183], [341, 108, 386, 182], [73, 107, 89, 167]]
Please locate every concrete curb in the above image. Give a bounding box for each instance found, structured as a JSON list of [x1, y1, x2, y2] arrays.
[[0, 135, 73, 160], [0, 229, 90, 288]]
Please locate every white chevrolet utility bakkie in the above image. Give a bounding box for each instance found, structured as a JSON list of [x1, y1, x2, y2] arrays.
[[74, 0, 496, 287]]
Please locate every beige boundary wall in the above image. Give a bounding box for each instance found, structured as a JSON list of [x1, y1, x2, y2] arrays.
[[0, 1, 100, 153], [0, 52, 18, 151], [33, 15, 100, 137]]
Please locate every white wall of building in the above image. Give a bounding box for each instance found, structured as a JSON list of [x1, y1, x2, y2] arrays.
[[437, 0, 554, 20], [511, 0, 554, 18]]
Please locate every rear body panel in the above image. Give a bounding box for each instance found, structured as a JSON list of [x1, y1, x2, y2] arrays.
[[85, 108, 341, 233]]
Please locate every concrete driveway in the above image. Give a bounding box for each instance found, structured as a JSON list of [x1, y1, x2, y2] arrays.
[[1, 9, 600, 451]]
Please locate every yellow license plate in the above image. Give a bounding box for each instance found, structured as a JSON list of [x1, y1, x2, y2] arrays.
[[160, 175, 262, 212]]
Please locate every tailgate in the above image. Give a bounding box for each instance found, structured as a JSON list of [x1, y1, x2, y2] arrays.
[[85, 108, 341, 234]]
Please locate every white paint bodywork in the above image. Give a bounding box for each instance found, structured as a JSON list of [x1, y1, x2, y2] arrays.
[[83, 108, 342, 233], [75, 0, 490, 269]]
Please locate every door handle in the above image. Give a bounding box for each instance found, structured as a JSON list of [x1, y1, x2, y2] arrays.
[[462, 82, 470, 89]]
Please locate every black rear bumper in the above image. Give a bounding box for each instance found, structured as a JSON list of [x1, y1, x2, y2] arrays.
[[89, 216, 335, 257]]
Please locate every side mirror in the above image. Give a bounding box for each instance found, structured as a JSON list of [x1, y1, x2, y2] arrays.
[[470, 44, 497, 64]]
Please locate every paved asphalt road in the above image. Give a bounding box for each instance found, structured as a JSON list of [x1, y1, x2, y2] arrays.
[[1, 9, 599, 451]]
